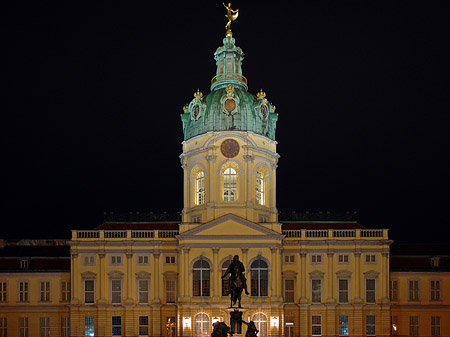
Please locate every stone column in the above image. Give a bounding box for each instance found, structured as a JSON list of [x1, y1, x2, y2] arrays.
[[126, 251, 133, 304], [71, 252, 78, 302], [153, 250, 161, 303], [213, 247, 220, 301], [296, 250, 302, 303], [183, 248, 190, 299], [300, 250, 307, 303], [327, 251, 335, 303], [354, 250, 362, 303], [98, 251, 106, 303], [381, 249, 389, 303], [270, 248, 277, 300]]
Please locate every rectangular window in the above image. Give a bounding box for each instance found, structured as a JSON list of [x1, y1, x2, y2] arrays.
[[166, 279, 176, 303], [0, 317, 7, 337], [139, 316, 149, 336], [410, 316, 419, 336], [112, 316, 122, 336], [311, 315, 322, 336], [0, 282, 6, 302], [165, 256, 176, 264], [366, 279, 376, 303], [83, 255, 95, 265], [258, 214, 269, 223], [111, 280, 122, 304], [312, 279, 321, 303], [20, 260, 29, 269], [284, 279, 294, 303], [431, 280, 440, 301], [390, 280, 398, 301], [138, 279, 149, 304], [432, 316, 440, 337], [391, 316, 398, 336], [338, 279, 349, 303], [61, 281, 71, 302], [62, 316, 70, 337], [111, 255, 122, 265], [40, 317, 50, 337], [366, 315, 375, 336], [285, 315, 294, 337], [338, 254, 349, 263], [84, 316, 94, 337], [339, 315, 349, 336], [137, 255, 149, 265], [19, 317, 28, 337], [84, 279, 95, 304], [365, 254, 376, 263], [19, 281, 29, 302], [311, 255, 322, 264], [40, 281, 50, 302], [409, 280, 419, 301], [284, 255, 295, 263]]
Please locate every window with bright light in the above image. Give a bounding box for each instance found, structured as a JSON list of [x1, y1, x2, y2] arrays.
[[250, 258, 268, 297], [312, 315, 322, 336], [194, 313, 210, 337], [366, 315, 375, 336], [112, 316, 122, 336], [40, 281, 50, 302], [338, 279, 349, 303], [253, 313, 268, 337], [196, 171, 205, 205], [84, 316, 94, 337], [223, 167, 237, 201], [193, 258, 210, 297], [339, 315, 349, 336], [256, 171, 264, 205], [391, 316, 398, 336]]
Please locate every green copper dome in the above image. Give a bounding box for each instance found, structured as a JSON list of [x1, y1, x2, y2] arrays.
[[181, 36, 278, 141]]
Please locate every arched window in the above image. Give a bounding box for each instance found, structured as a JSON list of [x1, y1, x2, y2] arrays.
[[223, 167, 237, 201], [196, 171, 205, 205], [256, 171, 264, 205], [194, 313, 210, 337], [221, 258, 233, 296], [250, 258, 268, 297], [193, 258, 210, 297], [252, 313, 268, 337]]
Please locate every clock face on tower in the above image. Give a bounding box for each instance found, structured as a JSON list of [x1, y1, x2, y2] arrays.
[[220, 139, 240, 158]]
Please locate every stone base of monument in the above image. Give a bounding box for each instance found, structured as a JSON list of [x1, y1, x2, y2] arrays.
[[222, 307, 250, 336]]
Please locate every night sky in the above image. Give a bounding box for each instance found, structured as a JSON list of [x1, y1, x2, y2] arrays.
[[3, 1, 450, 242]]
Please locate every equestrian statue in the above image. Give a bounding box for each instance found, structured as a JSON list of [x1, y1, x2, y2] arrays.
[[221, 255, 249, 308]]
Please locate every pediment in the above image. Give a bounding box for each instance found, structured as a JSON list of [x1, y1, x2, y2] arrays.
[[179, 213, 282, 240]]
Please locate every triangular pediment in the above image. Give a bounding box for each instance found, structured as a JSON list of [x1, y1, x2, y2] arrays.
[[179, 213, 282, 240]]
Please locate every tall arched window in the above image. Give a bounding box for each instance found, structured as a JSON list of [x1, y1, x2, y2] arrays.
[[221, 258, 233, 296], [256, 171, 264, 205], [252, 313, 268, 337], [194, 313, 210, 337], [250, 258, 268, 296], [223, 167, 237, 201], [196, 171, 205, 205], [193, 258, 210, 297]]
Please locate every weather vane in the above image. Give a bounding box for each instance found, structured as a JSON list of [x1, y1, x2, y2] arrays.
[[223, 3, 239, 37]]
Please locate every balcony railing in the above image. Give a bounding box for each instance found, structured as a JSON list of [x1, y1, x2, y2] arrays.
[[282, 229, 388, 240], [211, 72, 247, 86], [73, 229, 179, 240]]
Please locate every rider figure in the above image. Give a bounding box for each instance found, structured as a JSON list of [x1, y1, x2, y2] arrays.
[[222, 255, 250, 295]]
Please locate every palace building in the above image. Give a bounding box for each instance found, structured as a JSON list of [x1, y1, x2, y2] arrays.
[[1, 7, 449, 337]]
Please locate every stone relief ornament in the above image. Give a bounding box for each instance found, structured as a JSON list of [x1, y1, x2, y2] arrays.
[[221, 85, 240, 130], [189, 89, 205, 121], [254, 88, 276, 137]]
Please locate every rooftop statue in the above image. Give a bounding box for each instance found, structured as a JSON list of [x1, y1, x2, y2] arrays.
[[221, 255, 249, 308], [223, 3, 239, 36]]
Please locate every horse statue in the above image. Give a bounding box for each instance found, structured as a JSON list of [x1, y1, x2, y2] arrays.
[[221, 255, 249, 308]]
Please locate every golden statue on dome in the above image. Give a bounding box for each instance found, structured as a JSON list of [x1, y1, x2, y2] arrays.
[[223, 2, 239, 36]]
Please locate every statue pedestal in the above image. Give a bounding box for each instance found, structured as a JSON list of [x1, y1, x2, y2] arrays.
[[222, 307, 250, 336]]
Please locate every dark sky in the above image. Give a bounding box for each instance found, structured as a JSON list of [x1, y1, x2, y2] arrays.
[[3, 1, 450, 242]]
